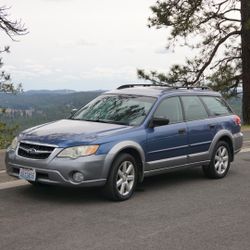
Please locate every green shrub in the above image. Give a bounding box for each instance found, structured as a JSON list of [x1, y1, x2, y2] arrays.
[[0, 122, 18, 149]]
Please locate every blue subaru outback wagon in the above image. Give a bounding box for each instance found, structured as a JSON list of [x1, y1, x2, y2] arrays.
[[5, 84, 243, 200]]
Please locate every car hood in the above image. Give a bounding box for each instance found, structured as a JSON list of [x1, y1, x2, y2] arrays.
[[20, 119, 131, 147]]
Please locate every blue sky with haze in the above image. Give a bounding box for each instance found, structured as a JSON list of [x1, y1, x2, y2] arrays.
[[2, 0, 189, 91]]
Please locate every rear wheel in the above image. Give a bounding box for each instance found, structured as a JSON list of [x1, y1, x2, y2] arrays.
[[203, 141, 231, 179], [103, 153, 138, 201]]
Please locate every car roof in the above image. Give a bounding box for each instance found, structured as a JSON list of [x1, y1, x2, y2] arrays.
[[105, 84, 221, 98]]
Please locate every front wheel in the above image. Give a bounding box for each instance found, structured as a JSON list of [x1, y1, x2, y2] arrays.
[[103, 153, 138, 201], [203, 141, 231, 179]]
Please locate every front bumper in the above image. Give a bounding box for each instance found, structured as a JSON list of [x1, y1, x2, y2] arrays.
[[5, 148, 107, 187]]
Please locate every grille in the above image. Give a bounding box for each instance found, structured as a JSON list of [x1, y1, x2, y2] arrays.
[[18, 142, 55, 159]]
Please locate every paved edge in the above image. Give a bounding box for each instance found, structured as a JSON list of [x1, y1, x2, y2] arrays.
[[240, 148, 250, 153], [0, 179, 27, 190], [242, 127, 250, 132]]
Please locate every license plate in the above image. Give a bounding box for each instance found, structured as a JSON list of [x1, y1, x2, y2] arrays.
[[19, 168, 36, 181]]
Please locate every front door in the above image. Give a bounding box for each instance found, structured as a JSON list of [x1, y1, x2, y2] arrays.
[[146, 96, 188, 171]]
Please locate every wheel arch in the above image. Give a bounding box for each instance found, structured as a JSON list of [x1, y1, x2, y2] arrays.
[[209, 130, 234, 162], [103, 141, 146, 183]]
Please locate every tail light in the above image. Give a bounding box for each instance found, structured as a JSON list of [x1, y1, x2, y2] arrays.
[[233, 115, 241, 126]]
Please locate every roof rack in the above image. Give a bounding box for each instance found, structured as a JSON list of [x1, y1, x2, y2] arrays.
[[117, 84, 165, 89], [117, 84, 212, 90], [172, 86, 212, 90]]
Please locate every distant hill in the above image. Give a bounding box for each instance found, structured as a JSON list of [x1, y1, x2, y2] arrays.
[[0, 90, 103, 110], [0, 90, 104, 132], [24, 89, 77, 95]]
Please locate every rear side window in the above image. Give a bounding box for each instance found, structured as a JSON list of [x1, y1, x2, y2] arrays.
[[201, 96, 232, 116], [154, 97, 183, 124], [181, 96, 208, 121]]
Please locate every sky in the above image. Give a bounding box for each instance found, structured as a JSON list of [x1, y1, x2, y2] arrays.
[[2, 0, 189, 91]]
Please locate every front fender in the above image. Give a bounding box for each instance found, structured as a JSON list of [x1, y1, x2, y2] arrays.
[[102, 140, 146, 181]]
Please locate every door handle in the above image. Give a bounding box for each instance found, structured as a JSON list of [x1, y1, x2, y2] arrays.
[[178, 128, 186, 134], [209, 124, 216, 129]]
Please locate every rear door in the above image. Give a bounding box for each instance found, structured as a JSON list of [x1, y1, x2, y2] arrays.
[[181, 95, 215, 163], [146, 96, 188, 171]]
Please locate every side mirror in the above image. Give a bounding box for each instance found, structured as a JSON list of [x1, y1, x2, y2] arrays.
[[71, 108, 78, 115], [69, 108, 78, 118], [148, 117, 170, 128]]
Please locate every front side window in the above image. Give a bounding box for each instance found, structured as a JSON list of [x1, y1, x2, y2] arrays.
[[181, 96, 208, 121], [72, 94, 156, 126], [201, 96, 232, 116], [154, 97, 183, 124]]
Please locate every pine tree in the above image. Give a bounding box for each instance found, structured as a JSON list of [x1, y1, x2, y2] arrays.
[[0, 6, 27, 93], [138, 0, 250, 124], [0, 6, 27, 148]]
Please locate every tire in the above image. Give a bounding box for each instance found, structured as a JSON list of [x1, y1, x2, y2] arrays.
[[203, 141, 231, 179], [103, 153, 138, 201]]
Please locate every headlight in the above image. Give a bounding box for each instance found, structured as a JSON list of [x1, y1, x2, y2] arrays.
[[57, 145, 99, 159], [9, 137, 19, 150]]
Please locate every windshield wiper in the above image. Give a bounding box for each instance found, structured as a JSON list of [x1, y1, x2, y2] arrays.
[[91, 119, 128, 125], [101, 120, 129, 125], [87, 119, 109, 123], [69, 117, 128, 125]]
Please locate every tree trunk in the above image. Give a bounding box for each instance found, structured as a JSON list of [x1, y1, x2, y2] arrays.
[[241, 0, 250, 124]]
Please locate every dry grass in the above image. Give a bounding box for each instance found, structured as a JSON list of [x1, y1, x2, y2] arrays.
[[242, 125, 250, 131]]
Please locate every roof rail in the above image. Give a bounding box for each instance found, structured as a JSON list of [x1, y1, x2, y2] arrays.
[[117, 84, 172, 89], [117, 84, 212, 91], [172, 86, 212, 90]]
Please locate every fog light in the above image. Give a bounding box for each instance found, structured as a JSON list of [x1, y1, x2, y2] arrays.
[[72, 172, 84, 183]]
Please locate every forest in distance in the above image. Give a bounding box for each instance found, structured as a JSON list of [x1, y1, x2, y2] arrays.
[[0, 90, 103, 133], [0, 89, 242, 134]]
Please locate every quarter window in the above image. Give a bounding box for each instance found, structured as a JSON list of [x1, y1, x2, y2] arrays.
[[181, 96, 208, 121], [201, 96, 232, 116], [154, 97, 183, 124]]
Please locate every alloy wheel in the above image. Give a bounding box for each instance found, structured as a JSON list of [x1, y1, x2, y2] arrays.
[[214, 145, 229, 175], [116, 161, 135, 196]]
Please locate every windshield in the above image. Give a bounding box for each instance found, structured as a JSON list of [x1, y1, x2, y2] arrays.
[[71, 94, 156, 126]]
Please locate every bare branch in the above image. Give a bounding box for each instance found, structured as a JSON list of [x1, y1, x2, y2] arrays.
[[0, 6, 28, 41], [221, 8, 241, 15], [210, 56, 241, 70], [222, 17, 241, 22], [191, 30, 241, 85], [213, 0, 229, 7]]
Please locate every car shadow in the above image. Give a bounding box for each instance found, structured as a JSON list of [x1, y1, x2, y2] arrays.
[[137, 167, 208, 191], [15, 166, 211, 204], [19, 184, 106, 204]]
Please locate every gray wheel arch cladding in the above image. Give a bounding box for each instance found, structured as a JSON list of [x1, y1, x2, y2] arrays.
[[103, 141, 146, 182], [208, 129, 234, 161]]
